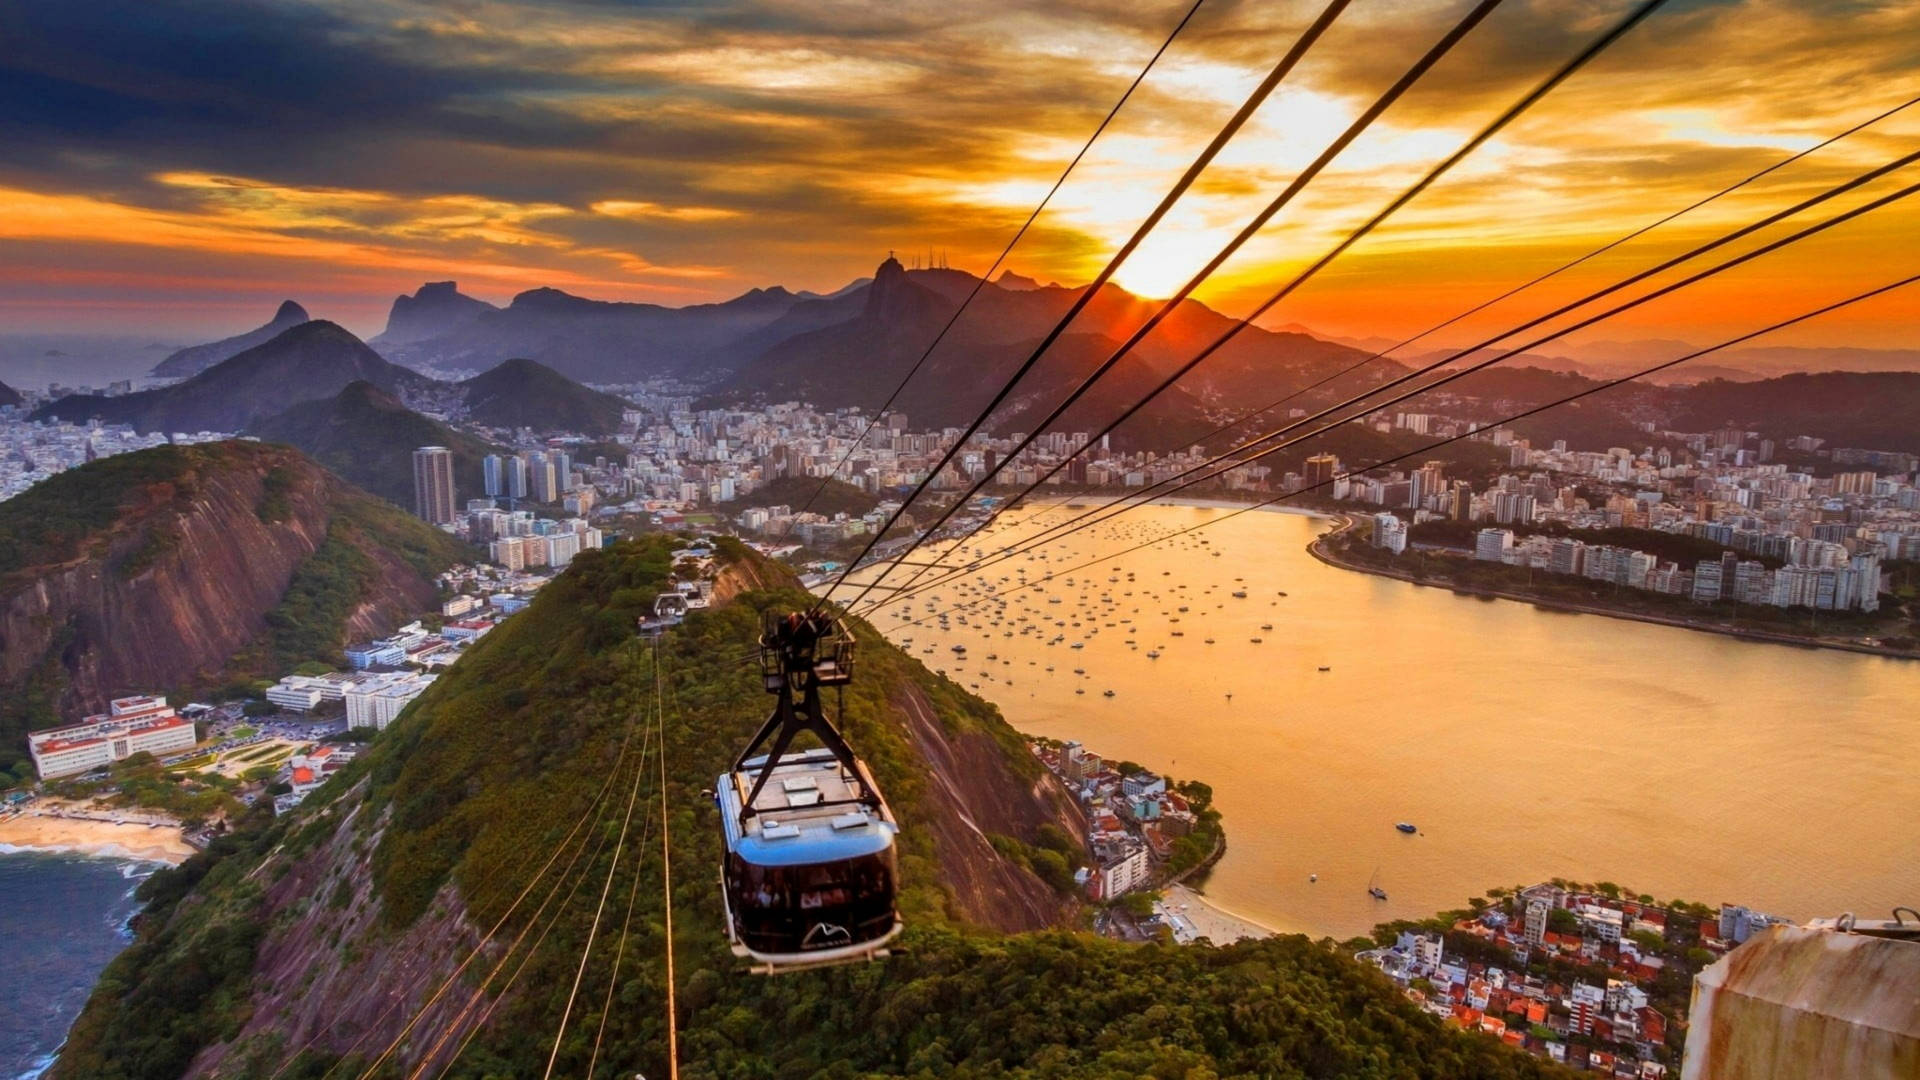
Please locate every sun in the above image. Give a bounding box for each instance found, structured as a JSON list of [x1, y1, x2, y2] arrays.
[[1111, 225, 1242, 300]]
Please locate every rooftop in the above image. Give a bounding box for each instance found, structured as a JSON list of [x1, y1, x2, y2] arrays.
[[718, 748, 895, 867]]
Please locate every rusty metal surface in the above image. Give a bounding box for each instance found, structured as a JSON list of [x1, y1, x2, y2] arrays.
[[1683, 924, 1920, 1079]]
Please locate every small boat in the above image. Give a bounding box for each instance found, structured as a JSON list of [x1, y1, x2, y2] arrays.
[[1368, 868, 1387, 901], [1075, 687, 1085, 695], [1103, 689, 1115, 698], [1232, 590, 1247, 598], [1249, 637, 1263, 643], [1317, 665, 1331, 672], [1146, 650, 1160, 659], [1396, 822, 1417, 834], [1309, 873, 1317, 883], [1260, 623, 1273, 630]]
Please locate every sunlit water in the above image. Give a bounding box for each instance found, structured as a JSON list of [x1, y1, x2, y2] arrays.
[[826, 502, 1920, 939]]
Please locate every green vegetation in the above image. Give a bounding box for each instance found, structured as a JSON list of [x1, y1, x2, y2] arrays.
[[45, 753, 243, 830], [57, 538, 1571, 1080], [256, 465, 296, 523], [249, 381, 499, 510], [0, 445, 202, 582]]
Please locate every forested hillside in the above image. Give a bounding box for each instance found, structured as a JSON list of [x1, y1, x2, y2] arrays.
[[56, 538, 1567, 1080], [0, 442, 469, 778]]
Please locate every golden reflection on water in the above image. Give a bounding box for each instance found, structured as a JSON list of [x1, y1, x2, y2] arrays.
[[827, 503, 1920, 939]]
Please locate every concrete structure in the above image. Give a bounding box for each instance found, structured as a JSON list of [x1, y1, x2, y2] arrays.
[[28, 696, 196, 779], [344, 672, 437, 731], [1683, 921, 1920, 1080], [412, 446, 456, 525]]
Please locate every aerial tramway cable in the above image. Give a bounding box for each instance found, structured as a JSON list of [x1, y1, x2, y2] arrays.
[[419, 706, 655, 1080], [810, 0, 1356, 616], [882, 272, 1920, 635], [348, 701, 644, 1080], [858, 152, 1920, 614], [788, 0, 1209, 523], [847, 0, 1515, 612], [862, 95, 1920, 607], [862, 0, 1666, 610], [543, 697, 657, 1079], [586, 664, 667, 1078], [653, 641, 680, 1080]]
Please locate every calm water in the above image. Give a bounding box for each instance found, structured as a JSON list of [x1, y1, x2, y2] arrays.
[[0, 853, 156, 1078], [828, 503, 1920, 939]]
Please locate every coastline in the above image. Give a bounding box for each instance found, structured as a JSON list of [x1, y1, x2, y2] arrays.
[[1160, 882, 1278, 944], [0, 807, 192, 865], [1307, 515, 1917, 662]]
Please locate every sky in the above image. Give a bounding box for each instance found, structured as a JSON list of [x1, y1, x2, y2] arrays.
[[2, 0, 1917, 351]]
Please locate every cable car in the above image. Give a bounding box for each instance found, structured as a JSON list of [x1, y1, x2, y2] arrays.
[[715, 611, 902, 973]]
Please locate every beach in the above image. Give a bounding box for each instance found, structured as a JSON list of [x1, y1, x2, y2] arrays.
[[0, 805, 192, 865], [1158, 883, 1277, 944]]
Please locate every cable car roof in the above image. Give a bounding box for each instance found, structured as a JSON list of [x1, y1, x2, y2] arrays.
[[718, 748, 896, 867]]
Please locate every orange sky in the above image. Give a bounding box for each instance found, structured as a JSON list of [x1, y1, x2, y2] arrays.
[[2, 0, 1917, 350]]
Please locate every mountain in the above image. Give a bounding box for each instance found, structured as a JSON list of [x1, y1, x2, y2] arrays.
[[0, 378, 19, 409], [148, 300, 310, 378], [457, 356, 631, 435], [54, 539, 1562, 1080], [375, 284, 816, 382], [34, 321, 435, 434], [250, 381, 500, 508], [0, 441, 470, 776], [714, 257, 1392, 450], [371, 281, 498, 347], [1671, 371, 1920, 453]]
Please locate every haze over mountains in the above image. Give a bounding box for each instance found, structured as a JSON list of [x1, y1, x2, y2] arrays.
[[25, 256, 1920, 480], [148, 300, 310, 379]]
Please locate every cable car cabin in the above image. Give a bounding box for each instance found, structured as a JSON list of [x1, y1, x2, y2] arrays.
[[715, 747, 901, 972], [654, 592, 689, 619]]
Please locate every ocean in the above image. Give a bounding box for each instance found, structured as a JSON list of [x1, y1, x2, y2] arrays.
[[0, 335, 181, 395], [0, 853, 158, 1079]]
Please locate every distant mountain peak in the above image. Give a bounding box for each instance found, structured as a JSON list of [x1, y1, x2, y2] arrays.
[[377, 281, 498, 345], [997, 270, 1042, 292], [150, 299, 316, 378]]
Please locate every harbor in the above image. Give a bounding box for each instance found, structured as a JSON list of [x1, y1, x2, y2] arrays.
[[834, 500, 1920, 939]]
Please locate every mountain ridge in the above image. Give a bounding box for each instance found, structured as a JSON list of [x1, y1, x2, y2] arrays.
[[249, 381, 501, 507], [149, 301, 311, 379], [36, 321, 434, 434], [457, 356, 631, 435], [52, 538, 1566, 1080], [0, 441, 470, 775]]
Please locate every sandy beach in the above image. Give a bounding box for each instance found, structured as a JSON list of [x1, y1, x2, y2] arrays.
[[1158, 883, 1277, 944], [0, 807, 193, 865]]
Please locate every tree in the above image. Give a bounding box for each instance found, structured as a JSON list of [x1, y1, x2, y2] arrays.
[[1547, 908, 1579, 934]]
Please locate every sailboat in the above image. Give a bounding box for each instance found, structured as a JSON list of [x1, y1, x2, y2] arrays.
[[1368, 868, 1388, 901]]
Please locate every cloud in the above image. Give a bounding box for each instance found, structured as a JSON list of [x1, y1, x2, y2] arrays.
[[0, 0, 1914, 345]]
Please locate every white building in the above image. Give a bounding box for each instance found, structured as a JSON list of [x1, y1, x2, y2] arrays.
[[28, 696, 197, 779], [344, 672, 438, 731], [1098, 840, 1151, 897], [1475, 528, 1515, 562]]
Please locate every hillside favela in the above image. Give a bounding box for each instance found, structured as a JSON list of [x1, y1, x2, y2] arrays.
[[3, 1, 1918, 1078]]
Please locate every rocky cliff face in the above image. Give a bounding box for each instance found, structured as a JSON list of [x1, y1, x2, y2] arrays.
[[0, 442, 460, 735]]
